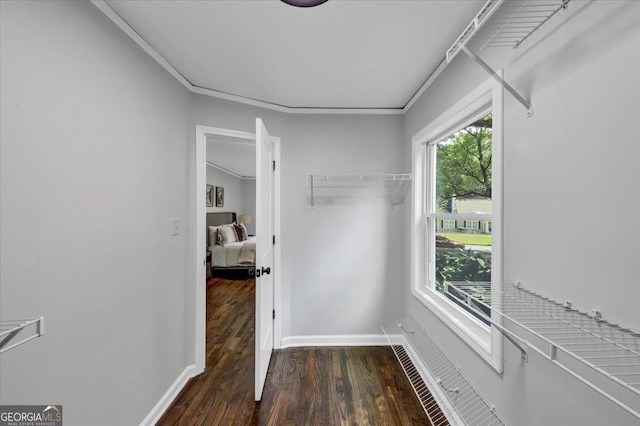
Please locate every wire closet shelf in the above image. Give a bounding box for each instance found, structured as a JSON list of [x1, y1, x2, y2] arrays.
[[0, 317, 44, 354], [383, 314, 506, 426], [446, 0, 573, 117], [307, 174, 411, 207], [447, 282, 640, 420], [447, 0, 572, 60]]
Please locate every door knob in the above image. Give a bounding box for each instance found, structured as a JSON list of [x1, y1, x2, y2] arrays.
[[261, 267, 271, 275]]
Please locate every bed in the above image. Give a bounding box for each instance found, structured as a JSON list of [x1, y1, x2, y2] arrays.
[[207, 212, 255, 279]]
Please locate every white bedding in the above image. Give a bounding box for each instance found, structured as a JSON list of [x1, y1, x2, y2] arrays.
[[210, 237, 256, 267]]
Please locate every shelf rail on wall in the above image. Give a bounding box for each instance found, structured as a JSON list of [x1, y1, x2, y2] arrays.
[[447, 282, 640, 420], [307, 174, 411, 207], [0, 317, 44, 354], [446, 0, 572, 117], [383, 315, 506, 426]]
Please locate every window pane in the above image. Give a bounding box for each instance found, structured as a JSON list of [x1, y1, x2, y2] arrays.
[[431, 113, 493, 323], [435, 113, 493, 212], [435, 229, 492, 322]]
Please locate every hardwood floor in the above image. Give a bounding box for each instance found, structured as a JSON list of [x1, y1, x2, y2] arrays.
[[157, 277, 431, 426]]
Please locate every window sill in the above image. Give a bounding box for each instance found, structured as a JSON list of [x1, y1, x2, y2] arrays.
[[412, 286, 502, 373]]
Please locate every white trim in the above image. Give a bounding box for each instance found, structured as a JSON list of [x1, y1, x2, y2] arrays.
[[139, 364, 197, 426], [272, 137, 282, 349], [206, 161, 255, 180], [91, 1, 192, 91], [410, 75, 504, 372], [195, 125, 282, 372], [191, 85, 404, 115], [403, 58, 449, 112], [280, 334, 389, 348], [195, 126, 208, 373], [428, 213, 492, 221], [91, 1, 437, 115]]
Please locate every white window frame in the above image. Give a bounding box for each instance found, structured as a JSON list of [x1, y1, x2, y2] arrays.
[[411, 75, 504, 372]]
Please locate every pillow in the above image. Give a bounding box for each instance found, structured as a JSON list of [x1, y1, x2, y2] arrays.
[[208, 226, 219, 248], [234, 224, 248, 241], [218, 224, 238, 245]]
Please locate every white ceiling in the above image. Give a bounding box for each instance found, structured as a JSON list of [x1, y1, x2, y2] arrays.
[[103, 0, 483, 110], [207, 136, 256, 178]]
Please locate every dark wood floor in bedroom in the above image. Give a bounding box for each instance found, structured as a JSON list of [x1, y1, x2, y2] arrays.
[[157, 277, 431, 426]]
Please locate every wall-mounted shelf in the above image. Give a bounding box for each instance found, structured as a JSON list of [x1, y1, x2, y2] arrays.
[[446, 0, 572, 117], [0, 317, 44, 354], [447, 282, 640, 420], [383, 314, 506, 425], [307, 174, 411, 207]]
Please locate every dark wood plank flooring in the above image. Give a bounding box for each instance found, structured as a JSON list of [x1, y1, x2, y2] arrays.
[[158, 277, 431, 426]]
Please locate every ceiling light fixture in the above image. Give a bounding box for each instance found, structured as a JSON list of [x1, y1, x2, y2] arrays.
[[281, 0, 328, 7]]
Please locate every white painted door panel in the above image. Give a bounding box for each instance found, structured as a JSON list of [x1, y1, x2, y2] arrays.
[[255, 118, 275, 401]]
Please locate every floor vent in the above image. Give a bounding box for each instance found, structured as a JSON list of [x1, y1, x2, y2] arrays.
[[391, 344, 450, 425], [383, 315, 506, 426]]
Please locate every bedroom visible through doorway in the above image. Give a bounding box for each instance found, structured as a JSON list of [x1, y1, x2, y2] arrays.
[[206, 135, 257, 279], [194, 124, 282, 400]]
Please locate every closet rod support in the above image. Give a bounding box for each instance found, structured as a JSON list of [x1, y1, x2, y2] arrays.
[[460, 45, 533, 117]]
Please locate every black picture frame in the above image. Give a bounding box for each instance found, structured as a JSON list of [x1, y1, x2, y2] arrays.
[[206, 184, 214, 207], [215, 186, 224, 207]]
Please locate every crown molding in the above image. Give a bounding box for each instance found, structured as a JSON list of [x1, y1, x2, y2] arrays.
[[92, 0, 439, 116], [206, 162, 255, 180], [92, 1, 193, 91]]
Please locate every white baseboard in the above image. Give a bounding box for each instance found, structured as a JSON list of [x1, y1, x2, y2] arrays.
[[140, 364, 198, 426], [280, 334, 388, 348]]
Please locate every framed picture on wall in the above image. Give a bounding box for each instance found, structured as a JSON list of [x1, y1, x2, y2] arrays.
[[206, 185, 214, 207], [215, 186, 224, 207]]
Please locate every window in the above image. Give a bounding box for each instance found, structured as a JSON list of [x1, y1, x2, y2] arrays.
[[441, 219, 456, 229], [411, 76, 503, 371], [464, 220, 480, 230]]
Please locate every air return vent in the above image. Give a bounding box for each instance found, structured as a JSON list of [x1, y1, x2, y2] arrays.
[[383, 315, 506, 426]]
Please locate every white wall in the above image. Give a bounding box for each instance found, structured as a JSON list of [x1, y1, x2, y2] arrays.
[[242, 179, 257, 235], [403, 2, 640, 425], [284, 114, 409, 339], [0, 2, 191, 425], [191, 95, 410, 341]]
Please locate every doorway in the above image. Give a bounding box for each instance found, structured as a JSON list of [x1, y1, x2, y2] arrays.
[[194, 124, 281, 395]]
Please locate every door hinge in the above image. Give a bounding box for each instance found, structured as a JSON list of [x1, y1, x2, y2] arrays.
[[272, 310, 276, 320], [272, 160, 276, 171], [272, 235, 276, 245]]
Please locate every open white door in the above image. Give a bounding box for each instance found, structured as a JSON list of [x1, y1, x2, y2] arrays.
[[255, 118, 275, 401]]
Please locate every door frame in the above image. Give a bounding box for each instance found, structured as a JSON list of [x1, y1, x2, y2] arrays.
[[195, 124, 282, 373]]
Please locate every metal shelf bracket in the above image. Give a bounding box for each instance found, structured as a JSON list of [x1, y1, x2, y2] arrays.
[[0, 317, 44, 354], [460, 45, 533, 117]]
